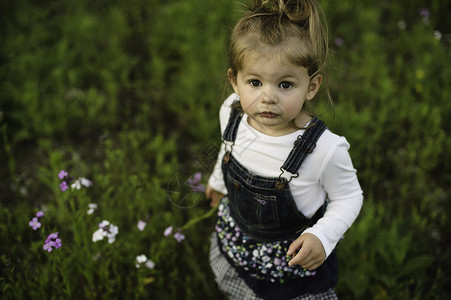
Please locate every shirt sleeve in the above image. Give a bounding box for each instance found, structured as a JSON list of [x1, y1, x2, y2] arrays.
[[302, 140, 363, 257], [208, 145, 227, 194], [207, 94, 237, 195]]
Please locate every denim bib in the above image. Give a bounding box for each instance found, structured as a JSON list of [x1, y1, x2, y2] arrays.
[[221, 101, 327, 242], [217, 101, 338, 297]]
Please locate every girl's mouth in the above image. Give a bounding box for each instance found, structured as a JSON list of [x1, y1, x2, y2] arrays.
[[259, 112, 278, 118]]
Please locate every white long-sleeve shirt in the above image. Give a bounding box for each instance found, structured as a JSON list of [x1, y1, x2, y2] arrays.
[[208, 93, 363, 257]]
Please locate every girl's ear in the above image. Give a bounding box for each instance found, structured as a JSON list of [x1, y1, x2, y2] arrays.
[[305, 74, 322, 101], [228, 68, 239, 95]]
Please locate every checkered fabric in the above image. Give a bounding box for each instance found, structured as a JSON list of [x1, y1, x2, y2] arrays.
[[209, 233, 339, 300]]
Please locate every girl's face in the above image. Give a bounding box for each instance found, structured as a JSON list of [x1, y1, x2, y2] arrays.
[[229, 54, 322, 136]]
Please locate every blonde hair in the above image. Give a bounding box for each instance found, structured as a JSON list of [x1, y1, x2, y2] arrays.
[[228, 0, 331, 109]]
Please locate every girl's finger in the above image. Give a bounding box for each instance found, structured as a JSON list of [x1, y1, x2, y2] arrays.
[[289, 247, 311, 266], [287, 236, 305, 255]]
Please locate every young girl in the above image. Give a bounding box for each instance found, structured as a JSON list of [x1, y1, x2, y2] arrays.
[[206, 0, 363, 299]]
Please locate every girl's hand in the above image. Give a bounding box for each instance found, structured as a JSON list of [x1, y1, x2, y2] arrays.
[[287, 233, 326, 270], [205, 184, 224, 207]]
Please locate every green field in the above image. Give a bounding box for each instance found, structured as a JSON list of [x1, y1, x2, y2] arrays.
[[1, 0, 450, 299]]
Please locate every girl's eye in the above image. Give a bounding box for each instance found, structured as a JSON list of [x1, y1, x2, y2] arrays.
[[279, 82, 293, 89], [249, 80, 262, 87]]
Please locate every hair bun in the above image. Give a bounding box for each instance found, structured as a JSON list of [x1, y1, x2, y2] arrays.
[[250, 0, 311, 25]]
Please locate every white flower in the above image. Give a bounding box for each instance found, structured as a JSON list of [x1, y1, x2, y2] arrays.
[[71, 180, 82, 190], [109, 224, 119, 235], [145, 259, 156, 270], [434, 31, 442, 40], [107, 225, 119, 244], [135, 254, 148, 268], [71, 177, 93, 190], [397, 20, 407, 30], [92, 220, 118, 244], [137, 220, 146, 231], [80, 177, 93, 187], [164, 226, 173, 237], [135, 254, 156, 270], [92, 228, 106, 242], [87, 203, 98, 215], [99, 220, 110, 228], [136, 254, 147, 263]]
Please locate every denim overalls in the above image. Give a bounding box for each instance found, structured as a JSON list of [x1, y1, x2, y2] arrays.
[[217, 101, 338, 298]]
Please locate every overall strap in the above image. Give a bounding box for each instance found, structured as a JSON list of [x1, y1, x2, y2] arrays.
[[222, 100, 243, 143], [281, 117, 327, 176]]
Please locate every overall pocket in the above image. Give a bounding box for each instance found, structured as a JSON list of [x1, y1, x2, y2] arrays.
[[226, 173, 280, 229]]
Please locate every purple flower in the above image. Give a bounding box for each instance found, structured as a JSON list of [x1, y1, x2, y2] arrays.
[[334, 37, 344, 47], [60, 181, 69, 192], [164, 226, 173, 237], [164, 226, 185, 242], [191, 184, 206, 193], [43, 232, 61, 252], [36, 211, 44, 218], [418, 8, 430, 18], [29, 217, 41, 230], [43, 243, 53, 252], [174, 228, 185, 243], [45, 232, 59, 243], [58, 170, 68, 180], [187, 172, 206, 193], [188, 172, 202, 185], [418, 8, 430, 25]]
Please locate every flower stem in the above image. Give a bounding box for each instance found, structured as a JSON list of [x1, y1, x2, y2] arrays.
[[180, 206, 218, 231]]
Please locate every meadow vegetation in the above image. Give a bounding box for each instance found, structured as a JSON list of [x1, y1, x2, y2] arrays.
[[1, 0, 450, 299]]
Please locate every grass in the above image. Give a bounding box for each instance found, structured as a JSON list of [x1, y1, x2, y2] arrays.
[[1, 0, 450, 299]]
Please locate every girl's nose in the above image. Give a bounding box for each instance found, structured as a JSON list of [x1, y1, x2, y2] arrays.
[[261, 88, 278, 104]]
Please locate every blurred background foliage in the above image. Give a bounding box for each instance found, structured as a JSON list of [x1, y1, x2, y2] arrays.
[[0, 0, 450, 299]]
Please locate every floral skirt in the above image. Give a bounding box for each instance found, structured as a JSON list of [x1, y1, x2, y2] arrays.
[[215, 197, 316, 283], [209, 233, 338, 300]]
